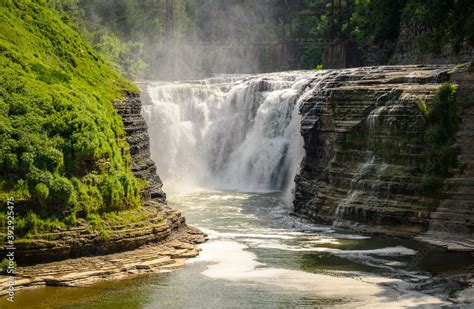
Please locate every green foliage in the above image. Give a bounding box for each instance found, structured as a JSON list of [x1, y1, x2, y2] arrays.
[[420, 83, 459, 193], [85, 213, 103, 228], [48, 176, 74, 208], [0, 0, 144, 236], [0, 258, 16, 275], [349, 0, 474, 54], [98, 228, 110, 240], [49, 0, 195, 77], [301, 47, 324, 70], [30, 63, 71, 84], [15, 212, 66, 237], [418, 100, 429, 118], [63, 212, 77, 226], [351, 0, 405, 44], [314, 64, 324, 71], [99, 171, 142, 212], [33, 183, 49, 207], [92, 30, 147, 79], [401, 0, 474, 55]]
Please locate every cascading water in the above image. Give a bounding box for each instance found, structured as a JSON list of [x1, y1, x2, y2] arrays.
[[142, 72, 319, 196]]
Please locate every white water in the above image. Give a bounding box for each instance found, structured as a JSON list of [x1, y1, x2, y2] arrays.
[[142, 71, 321, 197]]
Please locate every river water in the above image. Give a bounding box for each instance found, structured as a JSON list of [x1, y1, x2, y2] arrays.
[[7, 190, 473, 308]]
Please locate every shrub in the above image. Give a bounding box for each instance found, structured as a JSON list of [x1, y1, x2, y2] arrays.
[[0, 258, 16, 275], [98, 172, 141, 212], [420, 83, 459, 193], [16, 212, 40, 236], [418, 100, 429, 118], [48, 176, 73, 208], [33, 182, 49, 206], [37, 147, 63, 172], [63, 212, 77, 226]]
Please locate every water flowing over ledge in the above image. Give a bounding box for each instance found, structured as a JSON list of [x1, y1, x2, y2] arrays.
[[142, 72, 321, 197]]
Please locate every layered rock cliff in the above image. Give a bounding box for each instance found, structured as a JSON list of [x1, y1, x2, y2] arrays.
[[114, 93, 166, 203], [294, 64, 474, 250]]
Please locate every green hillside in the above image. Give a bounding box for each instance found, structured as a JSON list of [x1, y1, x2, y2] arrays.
[[0, 0, 144, 236]]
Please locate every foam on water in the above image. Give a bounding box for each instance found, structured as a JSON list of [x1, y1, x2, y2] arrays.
[[189, 239, 447, 307], [253, 242, 416, 256]]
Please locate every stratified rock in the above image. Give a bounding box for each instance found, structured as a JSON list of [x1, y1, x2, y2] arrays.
[[114, 93, 166, 202], [294, 64, 474, 250], [0, 226, 207, 295]]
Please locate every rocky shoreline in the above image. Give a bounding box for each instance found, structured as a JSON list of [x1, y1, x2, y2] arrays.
[[0, 225, 206, 296]]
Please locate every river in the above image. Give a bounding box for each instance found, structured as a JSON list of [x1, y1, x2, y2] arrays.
[[7, 189, 473, 308]]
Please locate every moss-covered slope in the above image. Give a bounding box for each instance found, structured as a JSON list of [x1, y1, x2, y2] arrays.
[[0, 0, 145, 236]]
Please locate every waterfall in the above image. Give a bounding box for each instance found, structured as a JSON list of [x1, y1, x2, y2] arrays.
[[141, 72, 320, 196]]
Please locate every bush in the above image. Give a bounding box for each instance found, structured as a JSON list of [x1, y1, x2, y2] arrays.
[[33, 182, 49, 206], [16, 212, 40, 236], [30, 63, 71, 84], [48, 176, 73, 207], [0, 258, 16, 275], [16, 212, 66, 236], [63, 212, 77, 226], [420, 83, 459, 194], [99, 172, 141, 212], [37, 147, 63, 172]]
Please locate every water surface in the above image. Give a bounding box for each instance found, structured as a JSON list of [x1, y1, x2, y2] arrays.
[[5, 191, 473, 308]]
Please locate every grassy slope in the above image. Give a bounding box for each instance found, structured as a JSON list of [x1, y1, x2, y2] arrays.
[[0, 0, 145, 236]]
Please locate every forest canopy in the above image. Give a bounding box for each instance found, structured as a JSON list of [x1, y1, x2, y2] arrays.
[[48, 0, 474, 78]]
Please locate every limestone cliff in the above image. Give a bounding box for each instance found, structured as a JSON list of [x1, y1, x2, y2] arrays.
[[114, 93, 166, 203], [294, 64, 474, 250]]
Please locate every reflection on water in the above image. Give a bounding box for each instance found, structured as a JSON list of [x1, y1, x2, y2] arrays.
[[3, 191, 473, 308]]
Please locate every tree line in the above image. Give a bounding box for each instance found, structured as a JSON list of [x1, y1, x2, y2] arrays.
[[48, 0, 474, 77]]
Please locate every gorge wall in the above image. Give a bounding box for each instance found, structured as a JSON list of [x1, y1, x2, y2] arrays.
[[294, 64, 474, 250]]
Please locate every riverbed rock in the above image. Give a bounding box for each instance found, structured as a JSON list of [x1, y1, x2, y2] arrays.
[[0, 225, 207, 295]]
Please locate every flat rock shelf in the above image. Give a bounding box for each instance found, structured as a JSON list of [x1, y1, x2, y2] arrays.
[[0, 225, 207, 295]]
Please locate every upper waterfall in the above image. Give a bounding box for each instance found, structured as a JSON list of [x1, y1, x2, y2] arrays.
[[141, 71, 321, 195]]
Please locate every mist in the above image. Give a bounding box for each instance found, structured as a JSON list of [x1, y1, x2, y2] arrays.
[[146, 0, 281, 80], [74, 0, 286, 80]]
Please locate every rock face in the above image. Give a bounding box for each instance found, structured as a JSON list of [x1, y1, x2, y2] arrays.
[[294, 64, 474, 250], [416, 66, 474, 249], [115, 93, 166, 202], [9, 203, 186, 265], [0, 94, 203, 264]]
